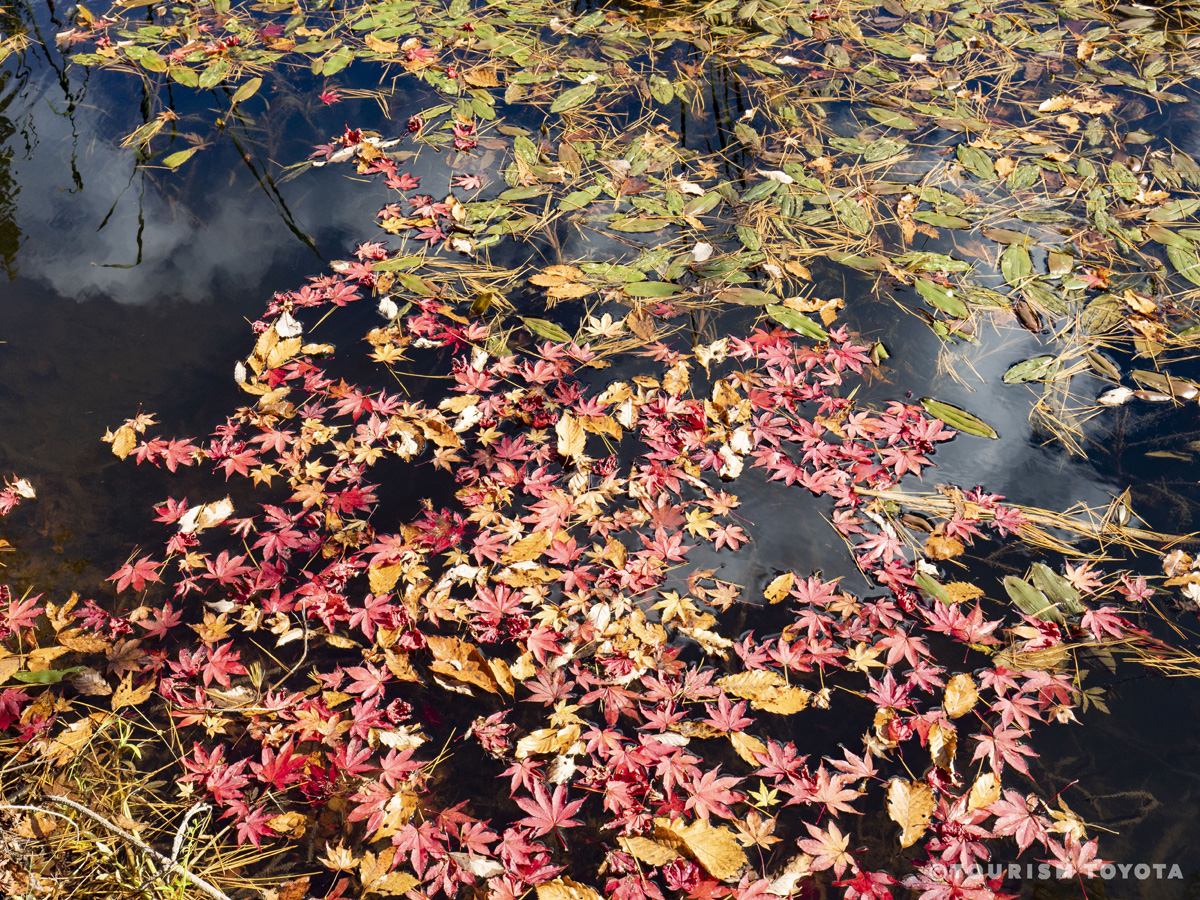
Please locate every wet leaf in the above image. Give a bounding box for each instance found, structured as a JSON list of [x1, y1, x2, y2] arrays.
[[887, 779, 934, 848], [767, 305, 828, 340], [1003, 575, 1063, 624], [162, 148, 197, 169], [231, 76, 263, 105], [920, 399, 998, 438], [718, 670, 810, 714], [550, 83, 597, 113], [522, 317, 572, 342], [1003, 356, 1060, 384], [654, 817, 748, 882], [942, 673, 978, 719], [625, 282, 682, 297], [915, 278, 968, 318]]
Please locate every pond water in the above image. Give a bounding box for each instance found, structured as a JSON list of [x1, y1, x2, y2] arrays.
[[3, 0, 1200, 897]]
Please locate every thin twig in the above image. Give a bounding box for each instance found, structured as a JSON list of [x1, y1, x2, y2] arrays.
[[42, 794, 232, 900]]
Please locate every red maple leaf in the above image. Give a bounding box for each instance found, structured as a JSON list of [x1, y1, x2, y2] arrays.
[[684, 766, 742, 821], [108, 555, 162, 593], [513, 782, 585, 836]]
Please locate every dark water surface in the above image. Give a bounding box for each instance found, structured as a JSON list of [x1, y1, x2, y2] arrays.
[[3, 0, 1200, 896]]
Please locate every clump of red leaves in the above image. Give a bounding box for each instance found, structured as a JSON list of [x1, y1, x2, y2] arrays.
[[0, 129, 1163, 900]]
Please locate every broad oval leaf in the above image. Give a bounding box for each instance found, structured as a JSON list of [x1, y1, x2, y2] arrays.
[[550, 83, 597, 113], [231, 76, 263, 104], [1002, 356, 1060, 384]]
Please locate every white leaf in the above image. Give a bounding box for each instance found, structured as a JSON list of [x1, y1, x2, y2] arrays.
[[1098, 387, 1134, 407], [692, 242, 715, 263], [275, 311, 303, 339], [756, 169, 795, 184], [378, 295, 399, 320]]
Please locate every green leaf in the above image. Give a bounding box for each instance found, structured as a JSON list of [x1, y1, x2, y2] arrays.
[[957, 145, 995, 180], [550, 83, 597, 114], [1003, 576, 1063, 624], [894, 252, 971, 273], [522, 317, 572, 342], [912, 212, 970, 228], [1167, 245, 1200, 287], [867, 108, 917, 130], [767, 305, 829, 340], [624, 281, 681, 297], [322, 48, 354, 75], [915, 572, 953, 605], [915, 278, 969, 318], [1003, 356, 1061, 384], [558, 186, 602, 212], [13, 666, 85, 684], [197, 59, 231, 90], [162, 148, 198, 169], [920, 399, 998, 438], [1000, 244, 1033, 285], [863, 137, 908, 162], [834, 197, 871, 235], [371, 255, 423, 272], [231, 76, 263, 105], [609, 217, 673, 233], [1030, 563, 1086, 615], [683, 192, 722, 217]]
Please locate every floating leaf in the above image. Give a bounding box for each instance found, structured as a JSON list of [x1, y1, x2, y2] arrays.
[[942, 673, 978, 719], [867, 108, 917, 130], [550, 83, 597, 113], [1030, 563, 1086, 615], [522, 317, 572, 342], [718, 288, 779, 306], [230, 76, 263, 105], [888, 779, 935, 849], [718, 670, 810, 714], [556, 412, 585, 461], [1003, 575, 1063, 624], [766, 305, 828, 340], [162, 148, 198, 169], [1003, 356, 1061, 384], [920, 399, 998, 439], [654, 817, 748, 882], [1000, 244, 1033, 285], [915, 278, 969, 318], [609, 217, 673, 233], [625, 282, 682, 297]]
